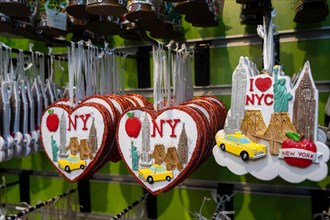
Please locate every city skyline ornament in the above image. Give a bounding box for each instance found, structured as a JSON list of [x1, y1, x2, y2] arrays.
[[214, 59, 329, 183]]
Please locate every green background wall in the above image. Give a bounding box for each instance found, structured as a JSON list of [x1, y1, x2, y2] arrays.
[[0, 0, 329, 219]]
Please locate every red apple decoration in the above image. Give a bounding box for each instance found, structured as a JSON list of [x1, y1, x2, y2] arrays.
[[46, 109, 60, 132], [125, 112, 141, 138], [281, 132, 317, 168]]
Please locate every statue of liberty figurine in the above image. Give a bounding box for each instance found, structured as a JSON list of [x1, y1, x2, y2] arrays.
[[131, 141, 140, 171], [273, 65, 293, 112], [51, 136, 58, 162]]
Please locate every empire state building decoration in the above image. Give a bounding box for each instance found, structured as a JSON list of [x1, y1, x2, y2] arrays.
[[178, 123, 188, 164], [225, 60, 248, 134], [140, 113, 152, 167], [89, 117, 97, 153], [58, 113, 68, 157]]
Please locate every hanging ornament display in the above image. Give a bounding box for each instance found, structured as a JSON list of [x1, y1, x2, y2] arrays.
[[39, 40, 156, 180], [116, 43, 226, 195], [213, 57, 329, 183]]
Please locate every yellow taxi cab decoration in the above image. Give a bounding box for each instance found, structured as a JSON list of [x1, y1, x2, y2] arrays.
[[215, 130, 267, 161], [58, 155, 86, 173], [138, 164, 173, 184]]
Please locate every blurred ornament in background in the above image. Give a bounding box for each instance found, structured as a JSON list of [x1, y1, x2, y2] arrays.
[[0, 13, 12, 33], [66, 0, 95, 19], [86, 15, 120, 36], [85, 0, 128, 17], [0, 0, 31, 17], [119, 15, 141, 40], [239, 2, 263, 25], [175, 0, 219, 27], [70, 30, 107, 44], [37, 0, 68, 38], [294, 0, 329, 23], [150, 2, 183, 38], [67, 15, 88, 33]]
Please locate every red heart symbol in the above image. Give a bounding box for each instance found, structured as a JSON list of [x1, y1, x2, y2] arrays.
[[116, 106, 207, 195], [40, 103, 113, 182], [255, 77, 272, 92]]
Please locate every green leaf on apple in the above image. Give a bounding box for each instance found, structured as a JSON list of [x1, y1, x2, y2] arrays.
[[285, 132, 300, 142]]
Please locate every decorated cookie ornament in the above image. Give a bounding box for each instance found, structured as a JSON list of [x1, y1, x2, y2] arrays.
[[40, 103, 112, 182], [213, 59, 329, 183], [117, 106, 207, 195]]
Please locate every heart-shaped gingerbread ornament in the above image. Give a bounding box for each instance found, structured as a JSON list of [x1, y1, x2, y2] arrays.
[[116, 106, 205, 195], [40, 103, 112, 182]]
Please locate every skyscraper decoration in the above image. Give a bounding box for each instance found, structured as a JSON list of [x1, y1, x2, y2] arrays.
[[178, 123, 188, 164], [213, 59, 329, 183], [225, 59, 248, 134], [292, 62, 317, 141], [88, 117, 97, 154], [140, 112, 152, 167], [58, 112, 68, 157]]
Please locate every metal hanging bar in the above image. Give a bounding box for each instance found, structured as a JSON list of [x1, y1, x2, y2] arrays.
[[111, 192, 149, 220], [5, 189, 77, 220]]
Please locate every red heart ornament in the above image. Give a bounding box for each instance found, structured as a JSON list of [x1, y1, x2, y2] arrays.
[[116, 106, 206, 195], [40, 103, 112, 182], [255, 77, 272, 92]]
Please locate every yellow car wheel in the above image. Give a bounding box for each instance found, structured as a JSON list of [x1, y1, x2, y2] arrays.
[[166, 176, 171, 181], [220, 144, 226, 151], [65, 166, 71, 173], [240, 151, 249, 161], [147, 176, 154, 184], [80, 165, 85, 169]]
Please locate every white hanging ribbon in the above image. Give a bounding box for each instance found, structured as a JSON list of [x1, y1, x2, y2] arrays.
[[185, 49, 194, 101], [85, 43, 92, 97], [75, 41, 85, 104], [120, 53, 127, 94], [99, 51, 106, 95], [112, 50, 118, 94], [67, 42, 75, 107], [105, 52, 111, 94], [158, 42, 164, 110], [152, 45, 158, 110], [165, 41, 174, 107], [92, 46, 97, 95]]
